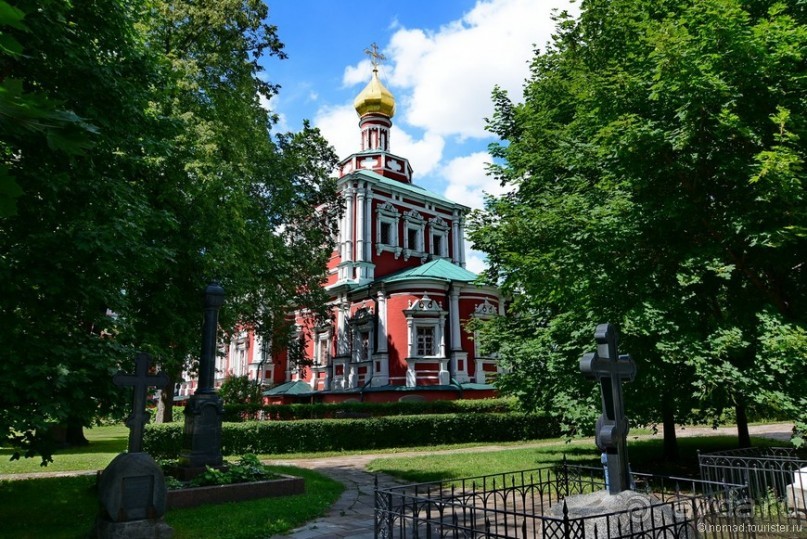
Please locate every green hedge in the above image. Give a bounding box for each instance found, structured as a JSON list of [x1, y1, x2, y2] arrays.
[[222, 398, 518, 422], [144, 412, 560, 460]]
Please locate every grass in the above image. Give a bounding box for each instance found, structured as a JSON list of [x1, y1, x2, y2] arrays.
[[367, 435, 783, 484], [0, 466, 343, 539], [0, 424, 128, 474], [0, 422, 790, 538]]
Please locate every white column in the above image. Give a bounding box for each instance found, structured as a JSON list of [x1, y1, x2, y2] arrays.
[[437, 313, 446, 357], [458, 215, 466, 268], [356, 185, 366, 263], [364, 190, 373, 261], [337, 298, 350, 356], [449, 286, 461, 352], [407, 317, 415, 358], [377, 289, 388, 354], [345, 187, 355, 264], [451, 211, 460, 265]]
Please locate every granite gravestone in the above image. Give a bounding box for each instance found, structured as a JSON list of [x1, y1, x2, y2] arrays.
[[179, 283, 226, 472], [94, 353, 173, 539]]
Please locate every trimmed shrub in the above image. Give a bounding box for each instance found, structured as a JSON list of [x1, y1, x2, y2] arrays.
[[143, 412, 560, 460], [223, 398, 518, 422]]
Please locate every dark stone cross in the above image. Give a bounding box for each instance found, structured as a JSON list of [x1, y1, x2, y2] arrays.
[[113, 352, 170, 453], [579, 323, 636, 495]]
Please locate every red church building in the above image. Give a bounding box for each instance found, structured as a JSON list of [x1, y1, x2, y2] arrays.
[[177, 61, 503, 404]]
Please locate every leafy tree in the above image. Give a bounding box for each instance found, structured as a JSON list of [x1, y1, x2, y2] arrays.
[[469, 0, 807, 456], [218, 375, 263, 406], [130, 0, 340, 422], [0, 0, 171, 459], [0, 0, 340, 462]]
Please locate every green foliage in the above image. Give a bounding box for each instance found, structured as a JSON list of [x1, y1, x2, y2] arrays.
[[223, 397, 518, 422], [468, 0, 807, 445], [144, 413, 562, 459], [218, 375, 263, 407], [0, 0, 340, 461], [185, 454, 278, 488]]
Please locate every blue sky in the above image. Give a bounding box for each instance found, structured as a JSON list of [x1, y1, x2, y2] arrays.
[[261, 0, 577, 273]]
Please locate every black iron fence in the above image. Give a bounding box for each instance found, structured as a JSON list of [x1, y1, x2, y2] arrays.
[[374, 461, 756, 538], [699, 446, 807, 528]]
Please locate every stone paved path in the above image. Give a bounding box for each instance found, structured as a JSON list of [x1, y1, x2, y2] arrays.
[[266, 422, 796, 538]]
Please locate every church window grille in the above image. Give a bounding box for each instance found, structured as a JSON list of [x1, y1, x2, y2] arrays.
[[416, 327, 435, 356]]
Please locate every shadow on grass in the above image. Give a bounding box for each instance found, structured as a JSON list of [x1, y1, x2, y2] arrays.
[[0, 465, 343, 539]]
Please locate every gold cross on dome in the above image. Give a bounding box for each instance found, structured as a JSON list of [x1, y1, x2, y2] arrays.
[[364, 42, 386, 69]]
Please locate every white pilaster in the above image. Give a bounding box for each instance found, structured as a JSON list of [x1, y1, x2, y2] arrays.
[[452, 211, 461, 265], [345, 187, 355, 264], [356, 185, 366, 263], [458, 216, 466, 268], [364, 190, 373, 261], [449, 286, 462, 352], [377, 289, 388, 354]]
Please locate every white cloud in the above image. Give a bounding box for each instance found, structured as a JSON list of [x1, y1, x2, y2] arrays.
[[264, 94, 289, 133], [313, 104, 358, 161], [442, 151, 508, 210], [465, 251, 488, 275], [391, 127, 444, 177], [384, 0, 574, 139], [314, 104, 445, 177]]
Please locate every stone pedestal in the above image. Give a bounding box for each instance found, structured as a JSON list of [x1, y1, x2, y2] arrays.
[[94, 452, 173, 539], [179, 393, 224, 469], [548, 490, 692, 539]]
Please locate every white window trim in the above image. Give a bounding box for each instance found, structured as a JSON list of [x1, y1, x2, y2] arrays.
[[402, 209, 426, 261], [314, 328, 332, 366], [348, 307, 375, 363], [428, 216, 449, 258], [404, 293, 447, 359], [375, 201, 402, 257]]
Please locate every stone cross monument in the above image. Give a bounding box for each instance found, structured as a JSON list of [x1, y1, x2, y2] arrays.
[[113, 352, 170, 453], [579, 323, 636, 494], [180, 282, 226, 470], [95, 353, 173, 538]]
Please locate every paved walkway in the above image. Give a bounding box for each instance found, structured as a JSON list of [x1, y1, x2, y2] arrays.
[[267, 422, 796, 539]]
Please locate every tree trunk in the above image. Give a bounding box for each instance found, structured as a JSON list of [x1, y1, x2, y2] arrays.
[[155, 372, 176, 423], [65, 418, 89, 447], [736, 401, 751, 448], [662, 399, 679, 461]]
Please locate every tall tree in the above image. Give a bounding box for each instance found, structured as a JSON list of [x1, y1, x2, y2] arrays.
[[130, 0, 340, 422], [469, 0, 807, 454], [0, 0, 340, 461], [0, 0, 171, 459]]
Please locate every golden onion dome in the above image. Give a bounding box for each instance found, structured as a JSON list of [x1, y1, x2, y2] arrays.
[[353, 68, 396, 118]]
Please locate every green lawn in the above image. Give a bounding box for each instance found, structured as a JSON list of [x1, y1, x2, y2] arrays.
[[0, 424, 129, 474], [0, 465, 343, 539], [367, 435, 782, 484], [0, 422, 787, 539]]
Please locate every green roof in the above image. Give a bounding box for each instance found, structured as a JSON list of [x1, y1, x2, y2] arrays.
[[263, 380, 313, 396], [351, 169, 465, 209], [377, 258, 478, 285]]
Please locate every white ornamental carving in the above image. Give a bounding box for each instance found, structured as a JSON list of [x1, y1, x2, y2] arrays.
[[474, 298, 497, 316], [407, 292, 443, 312]]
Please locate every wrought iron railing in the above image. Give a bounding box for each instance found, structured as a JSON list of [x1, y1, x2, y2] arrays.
[[699, 446, 807, 528], [375, 461, 756, 538]]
